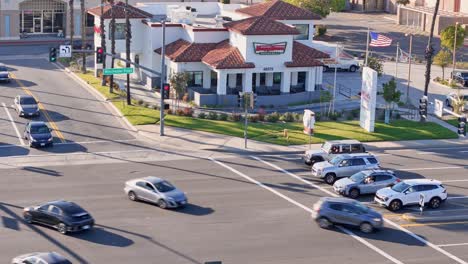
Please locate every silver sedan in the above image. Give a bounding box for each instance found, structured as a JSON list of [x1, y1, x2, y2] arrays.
[[124, 176, 187, 209]]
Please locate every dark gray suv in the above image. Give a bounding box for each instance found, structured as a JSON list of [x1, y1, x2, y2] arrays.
[[304, 140, 366, 166], [312, 197, 383, 233]]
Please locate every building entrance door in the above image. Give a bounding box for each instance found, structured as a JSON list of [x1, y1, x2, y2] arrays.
[[33, 17, 42, 33]]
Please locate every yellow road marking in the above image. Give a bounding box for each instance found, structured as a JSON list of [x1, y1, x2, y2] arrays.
[[400, 221, 468, 228], [10, 73, 65, 143]]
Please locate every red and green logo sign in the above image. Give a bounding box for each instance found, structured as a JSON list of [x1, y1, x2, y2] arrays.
[[253, 42, 287, 55]]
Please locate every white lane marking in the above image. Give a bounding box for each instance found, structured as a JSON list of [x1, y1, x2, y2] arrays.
[[211, 157, 405, 264], [1, 149, 159, 159], [416, 152, 439, 155], [2, 102, 25, 146], [437, 243, 468, 248], [253, 156, 468, 264], [402, 166, 463, 171], [54, 139, 138, 146]]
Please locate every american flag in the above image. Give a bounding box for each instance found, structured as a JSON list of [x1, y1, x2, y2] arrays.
[[369, 32, 392, 47]]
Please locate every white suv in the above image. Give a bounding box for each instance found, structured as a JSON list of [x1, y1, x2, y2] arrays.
[[375, 179, 447, 211]]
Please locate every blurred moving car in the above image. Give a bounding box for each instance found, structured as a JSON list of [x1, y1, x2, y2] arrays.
[[312, 197, 383, 233], [451, 70, 468, 87], [311, 153, 380, 184], [14, 95, 40, 117], [333, 170, 400, 198], [12, 252, 72, 264], [303, 140, 366, 166], [63, 40, 93, 50], [0, 63, 11, 83], [446, 92, 468, 112], [124, 176, 188, 209], [24, 121, 53, 148], [23, 200, 94, 234], [375, 179, 447, 211]]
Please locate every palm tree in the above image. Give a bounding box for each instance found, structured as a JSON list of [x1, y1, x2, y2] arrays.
[[69, 0, 74, 48], [109, 0, 116, 93], [80, 0, 86, 73], [125, 0, 132, 105], [100, 0, 107, 86], [422, 0, 441, 122]]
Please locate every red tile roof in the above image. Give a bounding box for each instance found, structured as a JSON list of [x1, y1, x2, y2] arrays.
[[236, 0, 322, 20], [87, 1, 152, 19], [202, 40, 255, 69], [285, 41, 329, 67], [155, 39, 217, 62], [224, 16, 299, 36]]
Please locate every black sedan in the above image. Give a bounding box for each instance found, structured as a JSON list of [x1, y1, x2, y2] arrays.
[[23, 200, 94, 234], [24, 121, 53, 148]]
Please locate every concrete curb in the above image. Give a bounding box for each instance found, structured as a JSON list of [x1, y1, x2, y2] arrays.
[[403, 209, 468, 223], [54, 62, 138, 133]]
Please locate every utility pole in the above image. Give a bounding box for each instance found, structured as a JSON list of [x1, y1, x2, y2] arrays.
[[159, 18, 166, 136], [80, 0, 86, 74], [422, 0, 441, 122], [332, 43, 338, 114], [406, 34, 413, 105], [109, 0, 116, 94], [125, 0, 132, 105], [100, 0, 106, 86], [365, 25, 370, 66]]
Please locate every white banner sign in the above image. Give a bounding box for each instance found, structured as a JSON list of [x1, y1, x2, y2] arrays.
[[360, 67, 377, 132], [434, 99, 443, 118], [303, 109, 315, 135]]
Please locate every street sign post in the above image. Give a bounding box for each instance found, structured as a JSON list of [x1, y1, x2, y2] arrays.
[[419, 193, 425, 215], [59, 45, 72, 58], [103, 67, 134, 75]]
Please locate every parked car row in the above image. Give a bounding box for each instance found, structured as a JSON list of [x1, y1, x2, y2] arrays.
[[307, 140, 448, 233]]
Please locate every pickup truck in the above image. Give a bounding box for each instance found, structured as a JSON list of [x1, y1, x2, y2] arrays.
[[321, 57, 360, 72]]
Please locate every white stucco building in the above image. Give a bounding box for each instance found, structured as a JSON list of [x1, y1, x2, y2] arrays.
[[88, 0, 330, 106]]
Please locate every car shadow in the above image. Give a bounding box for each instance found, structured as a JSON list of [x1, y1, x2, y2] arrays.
[[0, 145, 30, 157], [70, 227, 134, 247], [22, 166, 62, 176], [356, 226, 427, 246], [134, 200, 214, 216]]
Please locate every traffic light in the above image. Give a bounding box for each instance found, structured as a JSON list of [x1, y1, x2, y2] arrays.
[[238, 92, 244, 109], [49, 47, 57, 62], [163, 83, 170, 99], [250, 93, 257, 109], [458, 116, 466, 136], [96, 47, 104, 64], [419, 96, 428, 118]]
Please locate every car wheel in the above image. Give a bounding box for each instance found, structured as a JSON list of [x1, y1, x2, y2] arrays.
[[24, 213, 33, 224], [349, 65, 358, 72], [28, 141, 33, 148], [429, 197, 442, 209], [128, 191, 138, 201], [360, 222, 374, 233], [324, 173, 336, 185], [389, 199, 402, 212], [349, 188, 360, 199], [317, 217, 332, 229], [57, 223, 67, 234], [157, 199, 168, 209]]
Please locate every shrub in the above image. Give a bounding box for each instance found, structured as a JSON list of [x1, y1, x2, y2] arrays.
[[248, 115, 259, 123], [183, 107, 193, 117], [316, 25, 327, 36], [329, 112, 341, 121], [137, 99, 144, 105], [207, 112, 218, 120], [230, 113, 242, 122], [315, 112, 322, 121], [176, 109, 184, 116], [198, 112, 207, 119], [143, 102, 150, 108], [152, 105, 159, 110], [218, 113, 228, 121], [293, 112, 302, 122], [280, 112, 295, 122], [265, 112, 280, 122], [167, 109, 173, 115], [182, 93, 189, 102], [351, 109, 360, 118]]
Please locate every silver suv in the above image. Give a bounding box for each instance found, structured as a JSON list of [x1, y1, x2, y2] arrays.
[[311, 153, 380, 184], [304, 140, 366, 166]]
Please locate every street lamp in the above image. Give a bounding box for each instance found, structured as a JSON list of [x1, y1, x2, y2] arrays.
[[405, 33, 413, 105], [452, 21, 459, 84], [160, 17, 167, 136]]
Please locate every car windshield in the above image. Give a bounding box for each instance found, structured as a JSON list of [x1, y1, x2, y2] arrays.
[[0, 66, 7, 72], [30, 125, 49, 134], [352, 201, 369, 213], [153, 180, 176, 193], [329, 155, 343, 165], [350, 172, 367, 182], [391, 182, 410, 192], [322, 142, 332, 152], [20, 97, 37, 105]]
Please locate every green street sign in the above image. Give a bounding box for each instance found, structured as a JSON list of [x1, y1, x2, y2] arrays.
[[103, 67, 134, 75]]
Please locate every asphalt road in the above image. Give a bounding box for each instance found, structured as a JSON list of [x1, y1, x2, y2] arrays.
[[1, 144, 468, 263]]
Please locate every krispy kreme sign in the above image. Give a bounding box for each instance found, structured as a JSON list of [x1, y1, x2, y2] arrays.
[[253, 42, 287, 55]]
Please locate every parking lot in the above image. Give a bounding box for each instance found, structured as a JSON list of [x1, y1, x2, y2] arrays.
[[1, 144, 468, 263]]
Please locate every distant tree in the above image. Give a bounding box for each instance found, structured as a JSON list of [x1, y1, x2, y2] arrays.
[[396, 0, 410, 5], [440, 24, 466, 53], [433, 49, 452, 80], [382, 78, 402, 107], [367, 56, 383, 76], [286, 0, 331, 17], [169, 72, 189, 108], [330, 0, 345, 12]]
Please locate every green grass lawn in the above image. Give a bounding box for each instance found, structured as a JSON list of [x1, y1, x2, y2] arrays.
[[446, 118, 458, 127], [78, 72, 458, 145]]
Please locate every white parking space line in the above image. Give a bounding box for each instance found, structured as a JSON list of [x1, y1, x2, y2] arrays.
[[2, 102, 25, 146], [438, 243, 468, 248], [402, 166, 464, 171], [210, 157, 405, 264], [252, 156, 468, 264]]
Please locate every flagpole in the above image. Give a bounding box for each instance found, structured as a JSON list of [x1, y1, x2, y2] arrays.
[[406, 33, 413, 104], [395, 42, 399, 80], [365, 25, 370, 67]]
